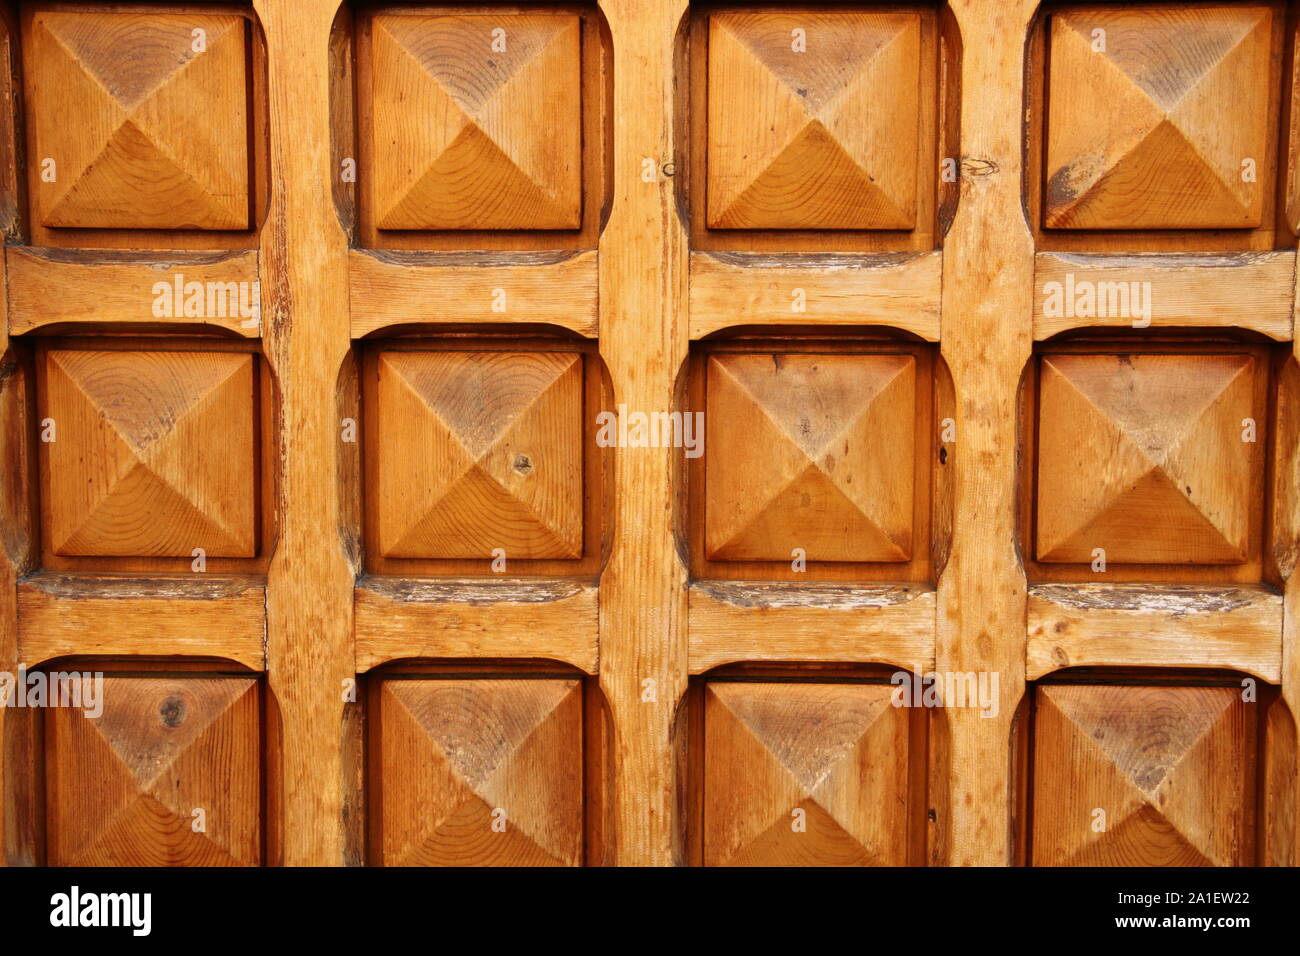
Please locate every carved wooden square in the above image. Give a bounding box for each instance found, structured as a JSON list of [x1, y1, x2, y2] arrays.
[[1044, 4, 1273, 230], [703, 682, 909, 866], [375, 678, 583, 866], [1032, 684, 1251, 866], [27, 9, 251, 230], [370, 12, 582, 230], [706, 9, 921, 230], [47, 675, 261, 866], [40, 349, 257, 559], [373, 350, 584, 560], [1035, 353, 1258, 566], [705, 352, 915, 562]]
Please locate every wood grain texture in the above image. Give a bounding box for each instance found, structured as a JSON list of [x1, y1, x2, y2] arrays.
[[40, 349, 258, 558], [931, 0, 1036, 866], [349, 249, 598, 337], [1044, 4, 1273, 230], [373, 350, 583, 559], [705, 351, 915, 562], [28, 10, 251, 230], [47, 675, 261, 866], [1035, 353, 1260, 565], [594, 0, 689, 866], [1027, 584, 1282, 682], [1033, 251, 1295, 340], [690, 250, 940, 341], [703, 681, 910, 866], [706, 10, 920, 230], [255, 0, 355, 866], [17, 573, 265, 671], [370, 12, 582, 230], [7, 247, 262, 337], [354, 577, 597, 674], [1032, 684, 1252, 866], [373, 678, 582, 865], [688, 582, 935, 675]]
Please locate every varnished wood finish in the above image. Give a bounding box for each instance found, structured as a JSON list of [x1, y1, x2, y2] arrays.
[[0, 0, 1297, 869], [702, 681, 912, 866], [1031, 683, 1253, 866], [47, 674, 261, 866], [371, 677, 583, 866]]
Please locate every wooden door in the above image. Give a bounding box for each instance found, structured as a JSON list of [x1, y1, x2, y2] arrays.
[[0, 0, 1296, 868]]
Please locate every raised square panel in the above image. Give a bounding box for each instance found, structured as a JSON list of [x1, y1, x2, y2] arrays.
[[1044, 4, 1272, 230], [1035, 353, 1256, 565], [703, 682, 909, 866], [1032, 684, 1251, 866], [705, 352, 915, 562], [374, 350, 583, 560], [41, 350, 257, 558], [706, 9, 920, 230], [370, 12, 582, 230], [47, 675, 261, 866], [375, 678, 583, 866], [28, 10, 250, 230]]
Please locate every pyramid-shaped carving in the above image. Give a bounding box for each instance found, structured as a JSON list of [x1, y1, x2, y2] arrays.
[[44, 350, 257, 558], [48, 676, 261, 866], [704, 682, 908, 866], [378, 679, 583, 867], [706, 11, 920, 230], [30, 11, 250, 230], [1044, 6, 1271, 229], [372, 13, 582, 230], [375, 351, 583, 559], [1035, 353, 1256, 565], [705, 353, 915, 562], [1031, 685, 1248, 866]]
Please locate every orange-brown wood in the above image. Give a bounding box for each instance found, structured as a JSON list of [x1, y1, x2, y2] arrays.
[[40, 348, 257, 558], [702, 681, 911, 866], [370, 12, 580, 231], [1044, 4, 1273, 231], [706, 9, 920, 231], [1031, 683, 1253, 866], [706, 351, 915, 562], [46, 674, 261, 866], [373, 350, 582, 560], [371, 677, 583, 866]]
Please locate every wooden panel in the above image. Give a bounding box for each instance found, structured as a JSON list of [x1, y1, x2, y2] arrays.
[[17, 573, 265, 671], [40, 349, 257, 558], [370, 12, 581, 230], [371, 350, 583, 560], [705, 351, 915, 563], [7, 247, 262, 338], [349, 249, 598, 338], [1027, 584, 1282, 682], [1032, 684, 1253, 866], [1033, 251, 1295, 341], [1035, 352, 1260, 565], [1044, 4, 1273, 230], [706, 10, 920, 230], [354, 578, 598, 674], [688, 582, 935, 674], [689, 250, 941, 341], [703, 681, 910, 866], [28, 10, 250, 230], [373, 677, 582, 866], [47, 675, 261, 866]]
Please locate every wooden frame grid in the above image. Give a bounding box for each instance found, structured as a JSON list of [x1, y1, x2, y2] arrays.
[[0, 0, 1294, 868]]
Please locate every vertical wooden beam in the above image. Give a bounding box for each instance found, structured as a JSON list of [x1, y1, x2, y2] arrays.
[[932, 0, 1037, 866], [255, 0, 355, 866], [595, 0, 690, 866]]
